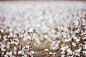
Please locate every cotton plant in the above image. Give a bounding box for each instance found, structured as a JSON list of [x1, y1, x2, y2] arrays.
[[60, 14, 86, 57], [42, 14, 86, 57], [0, 27, 37, 57]]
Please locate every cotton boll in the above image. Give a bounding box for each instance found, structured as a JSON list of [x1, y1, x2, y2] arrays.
[[35, 52, 37, 55], [18, 51, 24, 55], [25, 46, 30, 50], [30, 51, 37, 57], [61, 44, 65, 47], [1, 47, 5, 52], [19, 46, 22, 50], [61, 46, 69, 51], [83, 51, 86, 56], [24, 54, 27, 57], [30, 51, 35, 55], [64, 39, 68, 42], [30, 55, 33, 57], [14, 50, 17, 55], [43, 51, 49, 56], [29, 28, 33, 32], [76, 39, 80, 42], [14, 47, 17, 50], [14, 42, 18, 45], [72, 42, 76, 47], [61, 55, 65, 57], [6, 51, 12, 56], [73, 36, 77, 39], [61, 51, 65, 54], [75, 53, 80, 56], [44, 35, 48, 39], [27, 35, 31, 40], [75, 47, 82, 53], [1, 45, 6, 51], [1, 29, 4, 33], [49, 52, 53, 56], [44, 49, 49, 52], [20, 30, 25, 34], [4, 38, 7, 41], [14, 39, 19, 42], [66, 48, 72, 55]]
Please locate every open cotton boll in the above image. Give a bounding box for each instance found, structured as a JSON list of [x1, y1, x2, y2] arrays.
[[25, 46, 30, 50], [75, 47, 82, 53], [14, 47, 17, 50], [76, 39, 80, 42], [61, 45, 69, 51], [30, 51, 37, 57], [1, 47, 5, 51], [83, 51, 86, 56], [72, 42, 76, 47], [67, 48, 72, 55], [18, 50, 24, 55], [0, 29, 4, 33], [35, 52, 37, 55], [27, 35, 31, 40], [49, 52, 53, 55], [6, 51, 12, 56], [24, 54, 27, 57], [30, 51, 34, 55], [61, 51, 65, 54], [61, 55, 65, 57], [3, 37, 7, 41], [44, 49, 49, 52], [1, 45, 5, 51], [14, 50, 17, 55], [14, 42, 18, 45], [49, 52, 56, 57], [29, 28, 33, 32], [53, 52, 56, 56], [43, 51, 49, 56], [14, 39, 19, 42], [30, 55, 33, 57], [75, 53, 80, 56]]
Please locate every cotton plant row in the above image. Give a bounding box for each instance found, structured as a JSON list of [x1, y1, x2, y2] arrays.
[[43, 14, 86, 57], [61, 15, 86, 57], [0, 27, 37, 57]]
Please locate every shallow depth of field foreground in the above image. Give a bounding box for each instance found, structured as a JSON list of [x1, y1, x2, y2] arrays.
[[0, 1, 86, 57]]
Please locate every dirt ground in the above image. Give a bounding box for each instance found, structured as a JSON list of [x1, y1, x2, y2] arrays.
[[28, 47, 61, 57], [33, 49, 61, 57]]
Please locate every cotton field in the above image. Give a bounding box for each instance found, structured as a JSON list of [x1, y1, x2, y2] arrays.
[[0, 1, 86, 57]]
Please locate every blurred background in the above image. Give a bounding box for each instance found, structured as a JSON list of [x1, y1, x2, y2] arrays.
[[0, 1, 86, 49]]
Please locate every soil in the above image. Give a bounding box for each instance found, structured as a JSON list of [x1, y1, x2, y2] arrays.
[[33, 49, 61, 57]]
